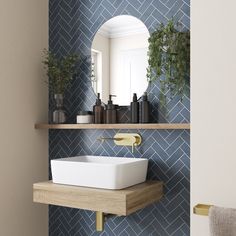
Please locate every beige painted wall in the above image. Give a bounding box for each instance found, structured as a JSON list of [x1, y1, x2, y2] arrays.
[[0, 0, 48, 236], [191, 0, 236, 235]]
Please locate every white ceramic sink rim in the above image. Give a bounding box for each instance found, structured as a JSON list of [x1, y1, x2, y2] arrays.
[[53, 155, 146, 165], [51, 155, 148, 189]]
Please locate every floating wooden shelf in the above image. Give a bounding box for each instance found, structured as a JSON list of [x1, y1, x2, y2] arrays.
[[35, 123, 190, 130], [33, 181, 163, 216]]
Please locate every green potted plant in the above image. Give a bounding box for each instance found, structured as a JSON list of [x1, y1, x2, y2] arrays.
[[147, 19, 190, 106], [42, 49, 79, 123]]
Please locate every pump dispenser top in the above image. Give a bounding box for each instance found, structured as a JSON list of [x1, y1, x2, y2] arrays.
[[96, 93, 102, 105], [133, 93, 137, 102], [107, 95, 116, 109]]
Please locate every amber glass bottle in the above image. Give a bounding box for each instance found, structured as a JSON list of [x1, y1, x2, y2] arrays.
[[93, 93, 104, 124]]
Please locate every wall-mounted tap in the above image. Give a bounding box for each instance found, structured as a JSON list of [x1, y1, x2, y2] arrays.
[[114, 133, 142, 153], [97, 133, 142, 153], [97, 137, 123, 143]]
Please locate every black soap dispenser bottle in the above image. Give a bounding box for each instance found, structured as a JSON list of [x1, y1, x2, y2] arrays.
[[105, 95, 117, 124], [130, 93, 139, 123], [140, 92, 150, 123], [93, 93, 104, 124]]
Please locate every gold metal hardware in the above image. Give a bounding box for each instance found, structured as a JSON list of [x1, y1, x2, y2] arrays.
[[97, 137, 123, 143], [114, 133, 142, 153], [96, 212, 104, 231], [193, 204, 213, 216], [95, 212, 114, 231], [97, 133, 142, 153]]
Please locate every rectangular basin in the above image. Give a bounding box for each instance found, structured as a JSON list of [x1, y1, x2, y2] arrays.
[[51, 156, 148, 189]]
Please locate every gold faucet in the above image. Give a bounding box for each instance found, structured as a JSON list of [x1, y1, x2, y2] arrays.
[[97, 133, 142, 153], [114, 133, 142, 153], [97, 137, 123, 143]]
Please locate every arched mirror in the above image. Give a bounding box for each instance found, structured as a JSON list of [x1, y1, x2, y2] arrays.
[[91, 15, 149, 106]]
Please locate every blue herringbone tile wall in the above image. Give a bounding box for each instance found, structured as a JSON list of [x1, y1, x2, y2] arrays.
[[49, 0, 190, 235]]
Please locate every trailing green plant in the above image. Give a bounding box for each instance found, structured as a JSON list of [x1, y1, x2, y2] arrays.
[[147, 19, 190, 105], [42, 49, 79, 94]]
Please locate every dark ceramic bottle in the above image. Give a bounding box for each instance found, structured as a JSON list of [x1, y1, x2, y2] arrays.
[[130, 93, 139, 123], [140, 92, 150, 123]]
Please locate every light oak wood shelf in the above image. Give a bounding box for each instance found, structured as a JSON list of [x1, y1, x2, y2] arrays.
[[33, 181, 163, 216], [35, 123, 190, 130]]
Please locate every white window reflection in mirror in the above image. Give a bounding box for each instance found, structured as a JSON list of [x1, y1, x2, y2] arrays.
[[91, 50, 102, 95], [91, 15, 149, 106]]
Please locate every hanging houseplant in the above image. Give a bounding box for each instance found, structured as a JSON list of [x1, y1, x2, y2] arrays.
[[147, 20, 190, 105]]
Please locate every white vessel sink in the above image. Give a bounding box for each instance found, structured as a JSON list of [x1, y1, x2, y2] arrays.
[[51, 156, 148, 189]]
